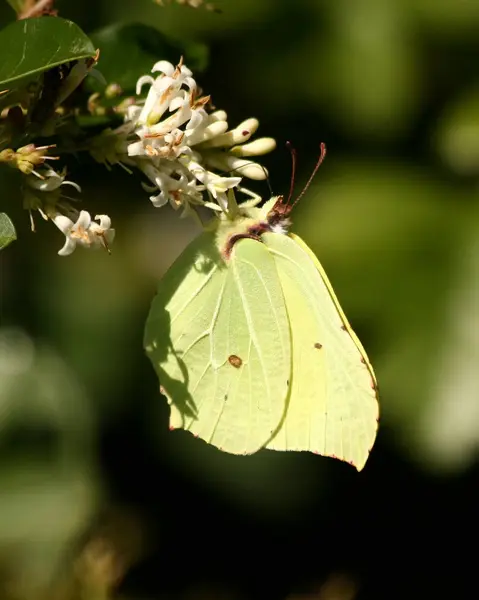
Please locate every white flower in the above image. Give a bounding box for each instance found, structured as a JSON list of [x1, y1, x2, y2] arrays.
[[26, 167, 81, 193], [136, 58, 196, 127], [186, 160, 241, 211], [194, 117, 276, 179], [23, 167, 83, 233], [138, 161, 204, 213], [53, 211, 115, 256], [128, 127, 190, 160]]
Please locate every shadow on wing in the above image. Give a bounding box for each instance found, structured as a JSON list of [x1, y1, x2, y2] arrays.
[[144, 291, 198, 422], [145, 231, 225, 424]]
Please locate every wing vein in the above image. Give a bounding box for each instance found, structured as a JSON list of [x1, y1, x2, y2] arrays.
[[170, 263, 219, 324]]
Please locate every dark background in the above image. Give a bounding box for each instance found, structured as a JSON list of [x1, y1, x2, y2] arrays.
[[1, 1, 478, 599]]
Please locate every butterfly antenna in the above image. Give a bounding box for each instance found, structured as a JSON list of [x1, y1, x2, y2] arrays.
[[291, 142, 327, 208], [285, 141, 297, 207]]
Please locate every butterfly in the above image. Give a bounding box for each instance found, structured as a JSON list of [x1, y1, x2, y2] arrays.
[[144, 144, 379, 471]]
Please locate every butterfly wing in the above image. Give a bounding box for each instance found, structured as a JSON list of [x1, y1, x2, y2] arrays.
[[263, 232, 379, 471], [144, 233, 291, 454]]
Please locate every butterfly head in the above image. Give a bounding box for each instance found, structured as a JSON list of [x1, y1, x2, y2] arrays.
[[264, 195, 293, 232], [219, 144, 327, 259]]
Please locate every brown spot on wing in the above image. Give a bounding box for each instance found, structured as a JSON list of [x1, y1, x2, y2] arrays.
[[314, 342, 323, 349], [228, 355, 243, 368]]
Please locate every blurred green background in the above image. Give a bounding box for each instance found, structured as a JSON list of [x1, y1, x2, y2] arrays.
[[1, 0, 479, 598]]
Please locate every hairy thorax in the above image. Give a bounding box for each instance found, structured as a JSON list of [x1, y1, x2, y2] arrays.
[[215, 196, 291, 260]]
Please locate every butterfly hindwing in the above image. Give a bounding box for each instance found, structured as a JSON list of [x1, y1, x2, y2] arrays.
[[263, 232, 379, 471]]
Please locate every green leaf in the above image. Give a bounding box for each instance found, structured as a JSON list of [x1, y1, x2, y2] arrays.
[[0, 17, 97, 90], [0, 212, 16, 249], [88, 23, 209, 93]]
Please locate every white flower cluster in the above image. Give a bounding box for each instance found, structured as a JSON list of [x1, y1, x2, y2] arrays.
[[91, 57, 275, 218], [22, 57, 275, 257], [24, 168, 115, 256]]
